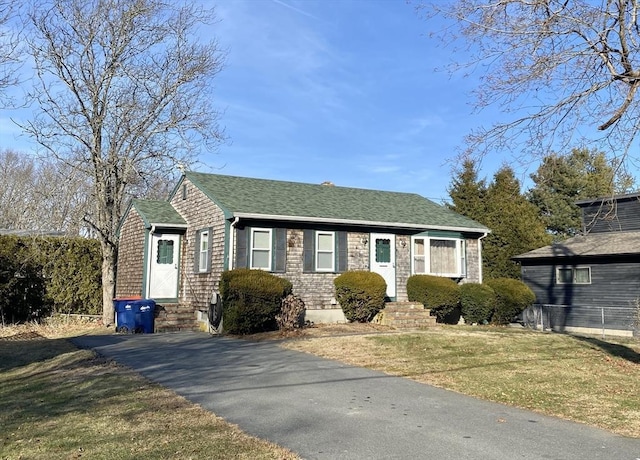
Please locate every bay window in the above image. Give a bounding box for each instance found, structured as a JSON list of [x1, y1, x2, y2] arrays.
[[412, 236, 466, 278]]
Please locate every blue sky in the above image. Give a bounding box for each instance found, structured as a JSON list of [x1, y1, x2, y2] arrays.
[[206, 0, 497, 203], [1, 0, 506, 203]]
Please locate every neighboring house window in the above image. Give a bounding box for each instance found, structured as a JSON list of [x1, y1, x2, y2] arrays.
[[157, 239, 174, 264], [235, 227, 287, 272], [303, 229, 347, 273], [412, 236, 466, 278], [250, 228, 272, 270], [315, 231, 335, 272], [556, 267, 591, 285], [195, 228, 212, 273]]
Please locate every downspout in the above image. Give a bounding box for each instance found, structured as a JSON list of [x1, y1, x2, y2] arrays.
[[478, 232, 488, 283], [229, 217, 240, 270]]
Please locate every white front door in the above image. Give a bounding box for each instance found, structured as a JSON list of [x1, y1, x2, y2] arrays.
[[147, 233, 180, 299], [370, 233, 396, 299]]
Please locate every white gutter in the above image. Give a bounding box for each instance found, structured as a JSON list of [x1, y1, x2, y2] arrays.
[[229, 217, 240, 270], [232, 212, 489, 234]]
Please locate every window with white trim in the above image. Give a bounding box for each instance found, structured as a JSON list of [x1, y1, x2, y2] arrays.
[[198, 230, 209, 272], [250, 228, 272, 270], [315, 231, 335, 272], [556, 267, 591, 284], [412, 236, 466, 278]]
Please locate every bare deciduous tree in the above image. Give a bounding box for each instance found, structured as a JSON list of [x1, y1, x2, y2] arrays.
[[0, 149, 91, 234], [0, 0, 21, 106], [20, 0, 225, 325], [0, 149, 37, 229], [424, 0, 640, 168]]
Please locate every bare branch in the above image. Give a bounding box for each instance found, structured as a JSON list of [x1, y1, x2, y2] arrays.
[[18, 0, 226, 324], [424, 0, 640, 167]]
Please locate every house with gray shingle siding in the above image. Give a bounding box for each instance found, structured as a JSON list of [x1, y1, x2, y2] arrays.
[[116, 172, 489, 330], [514, 192, 640, 337]]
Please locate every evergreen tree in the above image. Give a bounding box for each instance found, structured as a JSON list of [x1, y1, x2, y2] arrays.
[[447, 161, 551, 280], [482, 167, 552, 280], [528, 148, 635, 241], [447, 158, 486, 221]]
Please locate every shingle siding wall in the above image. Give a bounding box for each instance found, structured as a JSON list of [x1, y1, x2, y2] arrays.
[[115, 210, 146, 298], [348, 232, 370, 271], [463, 238, 481, 284], [170, 179, 227, 310], [231, 229, 412, 311], [249, 230, 373, 311], [254, 230, 482, 309], [395, 235, 410, 301], [281, 229, 335, 310]]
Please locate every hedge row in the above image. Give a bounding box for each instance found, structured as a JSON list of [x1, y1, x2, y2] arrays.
[[0, 235, 102, 324], [407, 274, 535, 325]]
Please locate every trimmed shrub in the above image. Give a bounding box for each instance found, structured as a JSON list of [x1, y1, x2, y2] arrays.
[[334, 271, 386, 323], [459, 283, 496, 325], [276, 294, 306, 331], [407, 275, 461, 323], [220, 269, 293, 334], [485, 278, 535, 325]]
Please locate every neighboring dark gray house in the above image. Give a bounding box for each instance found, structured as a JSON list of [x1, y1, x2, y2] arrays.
[[514, 193, 640, 337]]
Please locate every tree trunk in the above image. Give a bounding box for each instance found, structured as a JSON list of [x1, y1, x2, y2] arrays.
[[101, 242, 116, 327]]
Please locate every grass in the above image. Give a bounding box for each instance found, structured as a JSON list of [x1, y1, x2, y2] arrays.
[[282, 325, 640, 438], [0, 320, 299, 460], [4, 319, 639, 458]]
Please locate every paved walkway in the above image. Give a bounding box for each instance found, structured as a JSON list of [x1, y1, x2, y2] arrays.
[[72, 332, 640, 460]]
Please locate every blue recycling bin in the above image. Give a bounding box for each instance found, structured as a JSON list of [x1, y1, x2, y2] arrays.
[[113, 298, 155, 333], [114, 298, 138, 333], [134, 299, 156, 334]]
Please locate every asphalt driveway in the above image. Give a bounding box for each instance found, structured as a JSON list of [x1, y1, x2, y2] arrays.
[[72, 332, 640, 460]]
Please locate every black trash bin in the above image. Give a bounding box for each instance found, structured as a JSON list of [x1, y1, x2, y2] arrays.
[[113, 298, 140, 333], [134, 299, 156, 334]]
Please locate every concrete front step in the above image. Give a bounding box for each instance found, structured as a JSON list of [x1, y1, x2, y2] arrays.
[[374, 301, 437, 329], [154, 304, 199, 332], [155, 324, 201, 333]]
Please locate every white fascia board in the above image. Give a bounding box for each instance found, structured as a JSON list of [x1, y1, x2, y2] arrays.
[[232, 212, 490, 234], [149, 223, 188, 232]]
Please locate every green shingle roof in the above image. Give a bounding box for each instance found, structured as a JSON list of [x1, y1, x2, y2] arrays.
[[184, 172, 488, 232], [132, 199, 186, 228]]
